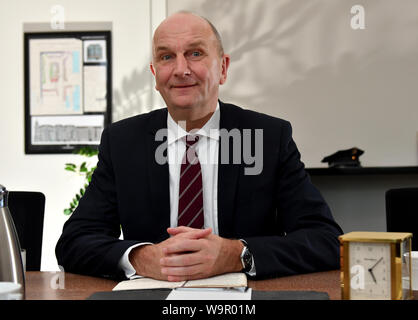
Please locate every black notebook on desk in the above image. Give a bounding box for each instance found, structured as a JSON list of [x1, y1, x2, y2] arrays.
[[87, 289, 329, 300]]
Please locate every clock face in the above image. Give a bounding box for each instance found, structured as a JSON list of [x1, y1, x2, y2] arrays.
[[349, 242, 391, 300]]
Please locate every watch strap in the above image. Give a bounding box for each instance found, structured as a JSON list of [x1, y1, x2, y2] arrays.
[[240, 240, 253, 272]]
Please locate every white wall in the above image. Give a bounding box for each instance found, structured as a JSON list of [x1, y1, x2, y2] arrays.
[[0, 0, 167, 271], [168, 0, 418, 168]]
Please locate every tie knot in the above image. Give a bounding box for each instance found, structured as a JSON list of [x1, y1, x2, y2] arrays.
[[185, 135, 199, 148]]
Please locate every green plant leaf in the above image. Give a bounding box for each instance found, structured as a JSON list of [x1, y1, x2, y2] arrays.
[[76, 146, 98, 157], [79, 162, 87, 172], [65, 163, 77, 172], [64, 147, 97, 216]]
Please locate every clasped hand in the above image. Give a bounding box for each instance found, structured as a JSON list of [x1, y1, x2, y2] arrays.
[[130, 226, 243, 281]]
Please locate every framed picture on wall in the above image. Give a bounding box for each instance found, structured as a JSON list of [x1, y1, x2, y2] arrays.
[[23, 31, 112, 154]]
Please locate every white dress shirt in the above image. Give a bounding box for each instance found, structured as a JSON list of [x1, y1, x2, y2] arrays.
[[118, 104, 220, 278]]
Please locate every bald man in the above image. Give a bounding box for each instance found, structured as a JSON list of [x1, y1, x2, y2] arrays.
[[56, 12, 342, 281]]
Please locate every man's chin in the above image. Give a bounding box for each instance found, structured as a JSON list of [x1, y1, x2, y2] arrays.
[[167, 98, 199, 110]]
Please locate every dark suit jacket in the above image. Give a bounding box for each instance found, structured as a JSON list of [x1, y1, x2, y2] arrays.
[[56, 101, 343, 280]]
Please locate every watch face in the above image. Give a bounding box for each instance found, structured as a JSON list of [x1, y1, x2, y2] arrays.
[[349, 242, 391, 300], [241, 247, 252, 271]]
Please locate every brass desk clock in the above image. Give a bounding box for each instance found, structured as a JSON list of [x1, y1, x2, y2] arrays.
[[339, 232, 413, 300]]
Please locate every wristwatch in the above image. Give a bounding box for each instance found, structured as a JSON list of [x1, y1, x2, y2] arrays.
[[240, 240, 253, 273]]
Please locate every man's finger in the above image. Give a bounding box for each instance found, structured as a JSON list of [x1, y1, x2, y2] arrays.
[[162, 238, 204, 255], [167, 226, 195, 234], [160, 251, 202, 267], [167, 227, 212, 239]]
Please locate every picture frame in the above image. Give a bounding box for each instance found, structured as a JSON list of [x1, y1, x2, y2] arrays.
[[24, 31, 112, 154]]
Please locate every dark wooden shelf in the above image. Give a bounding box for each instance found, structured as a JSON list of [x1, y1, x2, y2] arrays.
[[306, 166, 418, 176]]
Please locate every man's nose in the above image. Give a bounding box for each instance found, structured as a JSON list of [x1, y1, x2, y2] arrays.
[[173, 55, 191, 77]]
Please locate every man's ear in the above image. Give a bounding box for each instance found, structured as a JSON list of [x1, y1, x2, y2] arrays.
[[219, 54, 230, 85], [150, 62, 156, 76], [150, 62, 159, 91]]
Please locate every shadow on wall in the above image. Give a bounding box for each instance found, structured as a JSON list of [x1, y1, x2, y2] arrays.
[[112, 67, 154, 122], [168, 0, 418, 111], [168, 0, 418, 167], [169, 0, 320, 109]]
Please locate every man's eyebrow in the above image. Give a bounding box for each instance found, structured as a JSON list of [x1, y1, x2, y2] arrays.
[[154, 46, 171, 53], [154, 41, 207, 53], [187, 40, 205, 47], [186, 41, 207, 48]]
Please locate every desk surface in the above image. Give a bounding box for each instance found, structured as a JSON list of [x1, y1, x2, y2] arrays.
[[25, 270, 342, 300], [24, 270, 418, 300]]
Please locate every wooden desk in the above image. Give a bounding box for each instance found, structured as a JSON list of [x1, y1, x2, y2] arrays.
[[24, 270, 418, 300], [25, 270, 341, 300], [25, 271, 117, 300], [248, 270, 341, 300]]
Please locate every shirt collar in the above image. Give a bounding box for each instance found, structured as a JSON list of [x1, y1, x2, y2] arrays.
[[167, 102, 220, 145]]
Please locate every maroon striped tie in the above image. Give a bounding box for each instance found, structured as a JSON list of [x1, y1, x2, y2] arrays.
[[178, 135, 204, 229]]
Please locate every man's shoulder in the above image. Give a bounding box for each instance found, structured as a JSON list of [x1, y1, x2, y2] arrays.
[[108, 107, 167, 132], [220, 101, 290, 129]]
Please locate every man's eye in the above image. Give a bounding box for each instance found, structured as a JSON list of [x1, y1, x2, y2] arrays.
[[161, 54, 172, 61], [191, 51, 201, 57]]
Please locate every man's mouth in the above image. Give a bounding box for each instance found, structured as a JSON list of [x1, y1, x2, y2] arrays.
[[171, 84, 197, 89]]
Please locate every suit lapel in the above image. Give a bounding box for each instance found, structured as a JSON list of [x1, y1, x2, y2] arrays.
[[144, 104, 241, 238], [217, 101, 241, 238], [146, 108, 171, 240]]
